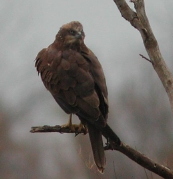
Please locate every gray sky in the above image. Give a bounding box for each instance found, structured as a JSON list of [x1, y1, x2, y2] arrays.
[[1, 0, 173, 178]]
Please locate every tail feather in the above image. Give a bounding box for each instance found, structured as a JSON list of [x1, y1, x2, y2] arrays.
[[87, 123, 106, 173]]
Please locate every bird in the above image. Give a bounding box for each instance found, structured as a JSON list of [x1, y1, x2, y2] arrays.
[[35, 21, 120, 173]]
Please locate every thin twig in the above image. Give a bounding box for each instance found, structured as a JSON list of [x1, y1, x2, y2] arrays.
[[113, 161, 118, 179], [139, 54, 153, 64], [144, 168, 149, 179]]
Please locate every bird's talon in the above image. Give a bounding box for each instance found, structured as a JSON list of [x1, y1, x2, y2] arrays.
[[75, 132, 79, 137], [77, 123, 88, 135], [105, 138, 114, 150]]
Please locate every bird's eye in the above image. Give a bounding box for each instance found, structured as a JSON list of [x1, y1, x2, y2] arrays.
[[69, 30, 75, 35]]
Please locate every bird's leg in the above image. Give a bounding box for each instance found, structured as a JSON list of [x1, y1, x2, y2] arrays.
[[60, 114, 88, 134], [60, 114, 76, 132]]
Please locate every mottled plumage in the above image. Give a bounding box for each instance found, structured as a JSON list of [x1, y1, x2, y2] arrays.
[[35, 21, 109, 172]]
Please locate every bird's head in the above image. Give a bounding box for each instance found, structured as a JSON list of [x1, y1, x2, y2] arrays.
[[55, 21, 85, 48]]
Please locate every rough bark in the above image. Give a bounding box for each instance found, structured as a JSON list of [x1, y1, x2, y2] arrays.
[[113, 0, 173, 113]]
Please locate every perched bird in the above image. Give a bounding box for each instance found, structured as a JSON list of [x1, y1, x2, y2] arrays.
[[35, 21, 119, 173]]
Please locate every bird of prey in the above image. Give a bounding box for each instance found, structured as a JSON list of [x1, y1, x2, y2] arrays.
[[35, 21, 114, 173]]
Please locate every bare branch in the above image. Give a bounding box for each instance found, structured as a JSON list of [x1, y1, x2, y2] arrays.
[[139, 54, 153, 64], [116, 143, 173, 179], [30, 125, 87, 135], [113, 0, 173, 113], [31, 1, 173, 178], [30, 124, 173, 178]]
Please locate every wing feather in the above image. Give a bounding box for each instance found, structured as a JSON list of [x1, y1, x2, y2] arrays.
[[35, 45, 108, 124], [76, 97, 100, 118], [35, 22, 108, 173]]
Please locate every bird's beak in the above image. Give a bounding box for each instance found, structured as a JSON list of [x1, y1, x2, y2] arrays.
[[75, 32, 82, 39]]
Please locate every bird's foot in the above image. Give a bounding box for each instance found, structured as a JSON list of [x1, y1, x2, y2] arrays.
[[104, 138, 115, 150], [60, 114, 76, 132], [75, 123, 88, 136], [60, 114, 87, 135]]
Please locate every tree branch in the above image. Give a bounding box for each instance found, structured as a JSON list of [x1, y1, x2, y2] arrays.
[[113, 0, 173, 113], [139, 54, 153, 64], [31, 1, 173, 178], [30, 124, 173, 178], [30, 125, 87, 134], [115, 143, 173, 179]]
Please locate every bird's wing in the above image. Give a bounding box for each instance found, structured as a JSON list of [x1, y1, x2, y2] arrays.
[[81, 49, 108, 119], [35, 46, 107, 128], [35, 45, 107, 172]]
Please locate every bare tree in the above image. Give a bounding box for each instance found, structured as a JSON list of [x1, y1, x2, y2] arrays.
[[113, 0, 173, 112], [31, 0, 173, 178]]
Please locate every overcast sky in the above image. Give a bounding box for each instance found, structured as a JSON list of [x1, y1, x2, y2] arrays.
[[1, 1, 173, 178]]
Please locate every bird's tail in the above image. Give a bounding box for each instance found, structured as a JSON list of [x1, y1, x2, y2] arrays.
[[87, 123, 106, 173]]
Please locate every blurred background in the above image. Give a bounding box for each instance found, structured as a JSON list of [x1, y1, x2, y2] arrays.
[[0, 0, 173, 178]]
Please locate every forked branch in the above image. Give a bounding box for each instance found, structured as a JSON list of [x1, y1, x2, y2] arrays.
[[113, 0, 173, 113], [30, 124, 173, 178], [31, 0, 173, 178]]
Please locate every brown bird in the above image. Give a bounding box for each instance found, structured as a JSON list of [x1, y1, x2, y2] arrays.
[[35, 21, 120, 173]]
